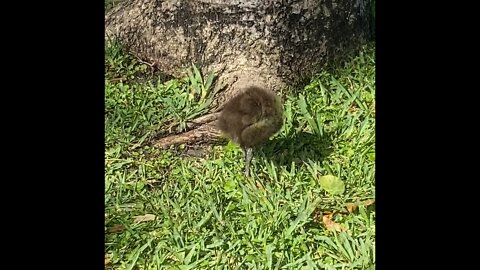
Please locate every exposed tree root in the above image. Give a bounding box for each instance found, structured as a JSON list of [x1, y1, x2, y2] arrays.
[[152, 121, 223, 149], [186, 112, 221, 129]]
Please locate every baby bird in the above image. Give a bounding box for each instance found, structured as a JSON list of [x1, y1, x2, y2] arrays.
[[217, 86, 284, 176]]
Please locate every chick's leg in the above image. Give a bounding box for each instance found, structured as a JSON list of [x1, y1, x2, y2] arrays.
[[244, 147, 253, 177]]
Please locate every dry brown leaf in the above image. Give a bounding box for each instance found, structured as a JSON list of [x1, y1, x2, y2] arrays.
[[105, 254, 112, 265], [108, 224, 126, 233], [134, 214, 156, 223], [345, 203, 358, 213], [362, 199, 375, 206], [322, 213, 346, 232], [256, 181, 264, 190], [344, 199, 375, 213]]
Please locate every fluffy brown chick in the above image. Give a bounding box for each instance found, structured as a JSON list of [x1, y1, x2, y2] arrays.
[[217, 86, 283, 176]]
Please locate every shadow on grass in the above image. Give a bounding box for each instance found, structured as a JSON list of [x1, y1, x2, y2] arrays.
[[256, 131, 334, 171]]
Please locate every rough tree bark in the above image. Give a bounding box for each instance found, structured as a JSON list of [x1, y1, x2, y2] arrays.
[[105, 0, 372, 148]]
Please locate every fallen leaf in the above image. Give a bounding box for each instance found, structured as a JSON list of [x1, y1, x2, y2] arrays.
[[344, 199, 375, 213], [134, 214, 156, 223], [256, 181, 264, 190], [319, 175, 345, 195], [108, 224, 126, 233], [345, 203, 358, 213], [105, 254, 112, 265], [362, 199, 375, 206], [322, 213, 346, 232]]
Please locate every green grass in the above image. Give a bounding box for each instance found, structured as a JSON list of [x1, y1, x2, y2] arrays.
[[105, 0, 125, 11], [105, 39, 376, 269]]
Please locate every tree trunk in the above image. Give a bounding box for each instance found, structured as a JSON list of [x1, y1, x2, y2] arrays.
[[105, 0, 372, 148]]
